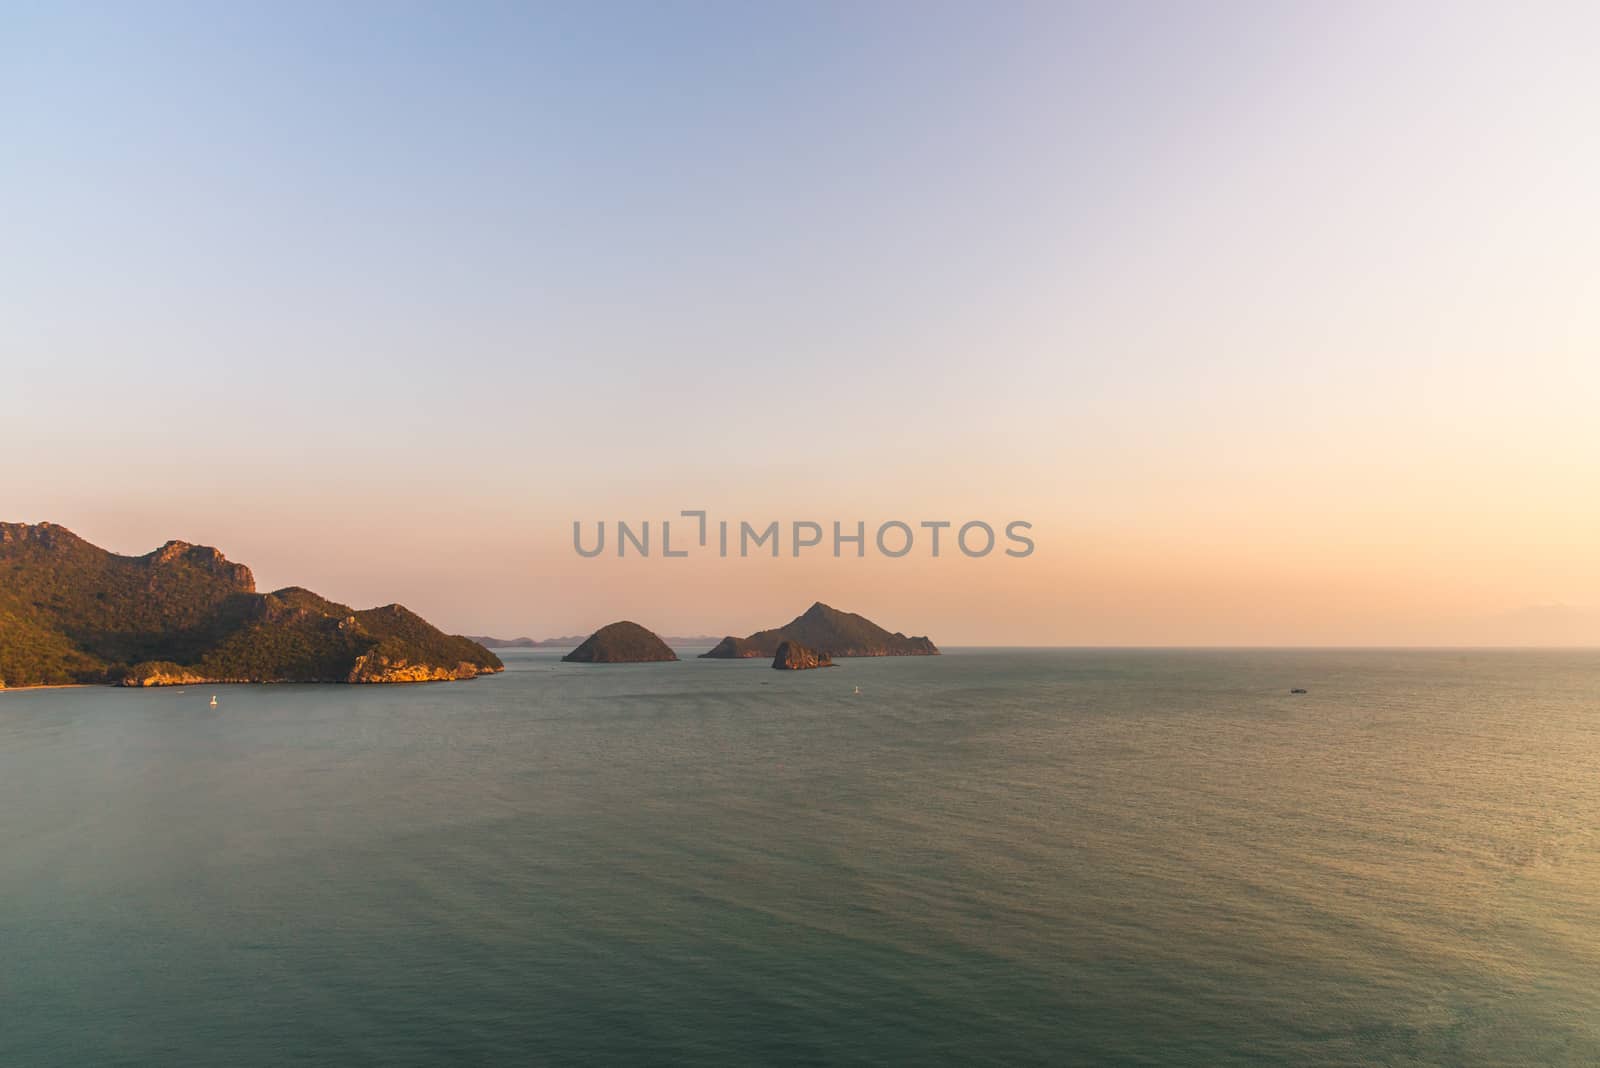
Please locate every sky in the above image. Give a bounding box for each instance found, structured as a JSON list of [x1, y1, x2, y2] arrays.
[[4, 1, 1598, 645]]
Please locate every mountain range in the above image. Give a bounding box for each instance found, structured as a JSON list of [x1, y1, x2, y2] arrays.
[[1, 525, 940, 688]]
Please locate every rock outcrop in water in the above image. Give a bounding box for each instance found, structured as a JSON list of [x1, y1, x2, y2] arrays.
[[561, 621, 678, 663], [0, 522, 503, 688], [702, 602, 938, 660], [772, 641, 833, 670]]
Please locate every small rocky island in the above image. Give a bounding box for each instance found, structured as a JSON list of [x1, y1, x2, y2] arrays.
[[561, 621, 678, 663], [772, 641, 833, 670], [703, 601, 938, 660], [0, 522, 502, 688]]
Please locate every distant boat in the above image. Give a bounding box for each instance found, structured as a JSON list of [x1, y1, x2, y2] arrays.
[[209, 695, 218, 707], [1290, 688, 1307, 695], [853, 685, 861, 695]]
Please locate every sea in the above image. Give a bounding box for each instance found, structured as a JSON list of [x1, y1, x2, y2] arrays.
[[1, 648, 1596, 1066]]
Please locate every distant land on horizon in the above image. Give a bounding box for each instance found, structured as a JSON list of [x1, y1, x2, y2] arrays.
[[475, 636, 1600, 652], [469, 633, 721, 650], [0, 522, 502, 689]]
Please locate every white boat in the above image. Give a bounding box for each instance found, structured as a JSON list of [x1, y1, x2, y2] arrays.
[[209, 695, 218, 707]]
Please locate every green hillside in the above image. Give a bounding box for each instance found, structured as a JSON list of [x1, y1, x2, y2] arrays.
[[0, 523, 502, 687]]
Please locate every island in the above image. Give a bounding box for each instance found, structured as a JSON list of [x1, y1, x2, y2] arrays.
[[772, 640, 833, 670], [0, 522, 502, 688], [701, 601, 939, 659], [561, 621, 679, 663]]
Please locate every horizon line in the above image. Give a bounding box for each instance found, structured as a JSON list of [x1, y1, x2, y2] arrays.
[[494, 641, 1600, 652]]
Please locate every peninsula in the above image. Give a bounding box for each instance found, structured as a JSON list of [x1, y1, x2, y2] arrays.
[[0, 522, 502, 688]]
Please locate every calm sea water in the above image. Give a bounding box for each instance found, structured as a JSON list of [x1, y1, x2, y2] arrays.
[[1, 648, 1596, 1066]]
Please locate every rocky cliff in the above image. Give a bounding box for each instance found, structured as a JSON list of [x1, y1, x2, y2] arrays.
[[772, 640, 834, 670]]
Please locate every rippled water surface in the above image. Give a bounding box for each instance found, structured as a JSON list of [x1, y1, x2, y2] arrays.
[[2, 648, 1597, 1065]]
